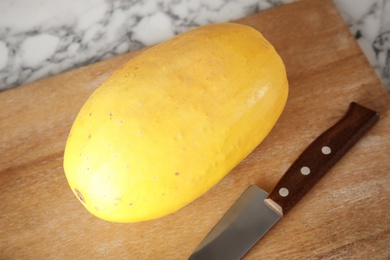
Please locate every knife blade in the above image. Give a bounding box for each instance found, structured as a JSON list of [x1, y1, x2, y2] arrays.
[[189, 102, 379, 260]]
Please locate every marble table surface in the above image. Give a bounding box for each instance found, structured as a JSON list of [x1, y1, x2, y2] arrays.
[[0, 0, 390, 92]]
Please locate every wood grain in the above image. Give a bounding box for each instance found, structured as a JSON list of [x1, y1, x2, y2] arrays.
[[1, 0, 389, 259]]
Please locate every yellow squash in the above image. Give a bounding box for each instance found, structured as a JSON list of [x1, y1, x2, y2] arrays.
[[63, 23, 288, 223]]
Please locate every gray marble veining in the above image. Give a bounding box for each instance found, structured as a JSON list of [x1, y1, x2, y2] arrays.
[[0, 0, 389, 92], [334, 0, 390, 89]]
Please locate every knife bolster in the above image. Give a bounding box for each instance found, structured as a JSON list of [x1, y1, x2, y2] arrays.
[[264, 198, 283, 216]]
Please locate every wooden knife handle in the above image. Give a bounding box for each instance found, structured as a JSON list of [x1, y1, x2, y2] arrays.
[[265, 102, 379, 216]]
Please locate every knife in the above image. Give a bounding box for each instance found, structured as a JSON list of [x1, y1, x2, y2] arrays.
[[189, 102, 379, 260]]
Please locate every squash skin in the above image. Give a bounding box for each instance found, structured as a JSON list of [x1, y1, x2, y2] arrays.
[[63, 23, 288, 223]]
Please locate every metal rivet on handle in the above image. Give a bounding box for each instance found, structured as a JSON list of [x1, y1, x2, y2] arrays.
[[301, 166, 311, 175], [321, 146, 331, 155], [279, 187, 289, 197]]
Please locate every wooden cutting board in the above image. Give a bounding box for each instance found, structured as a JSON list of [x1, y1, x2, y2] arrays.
[[1, 0, 389, 258]]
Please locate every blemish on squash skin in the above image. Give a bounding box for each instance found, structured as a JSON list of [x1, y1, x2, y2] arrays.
[[75, 189, 86, 203], [175, 172, 180, 176], [114, 198, 122, 206]]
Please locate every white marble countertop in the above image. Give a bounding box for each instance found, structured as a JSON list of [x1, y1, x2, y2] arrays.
[[0, 0, 390, 92]]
